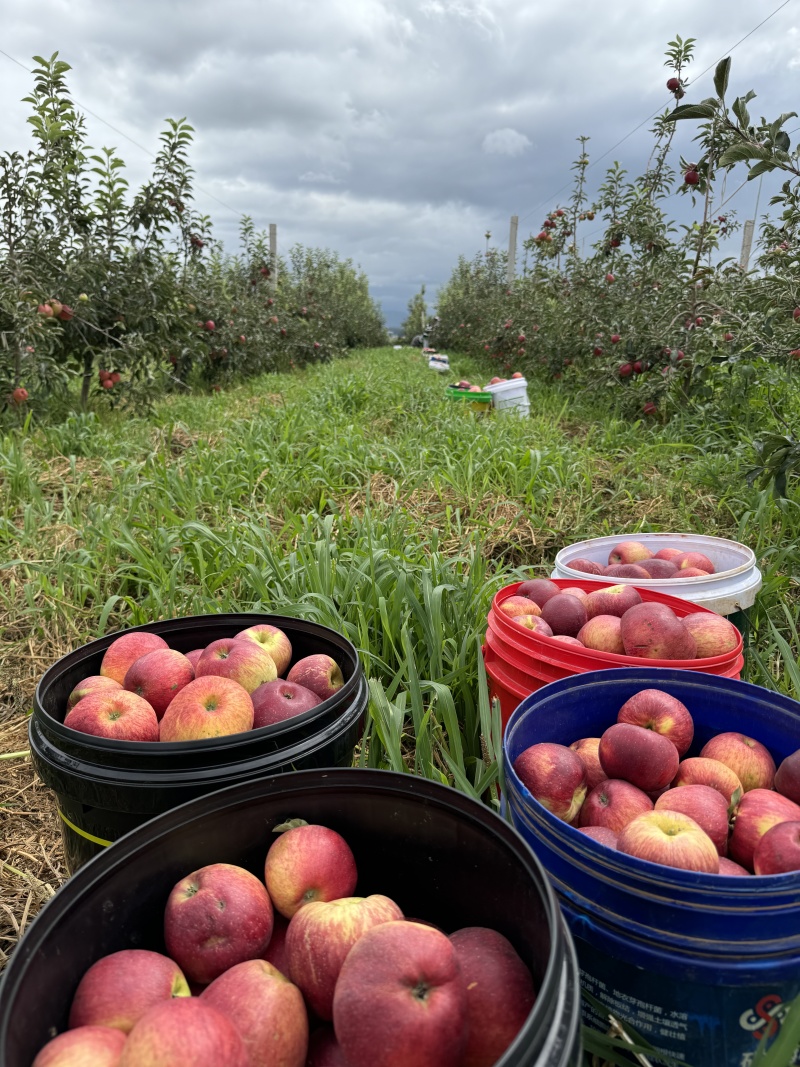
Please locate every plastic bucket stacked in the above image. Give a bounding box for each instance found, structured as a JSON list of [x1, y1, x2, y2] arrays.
[[484, 377, 531, 416]]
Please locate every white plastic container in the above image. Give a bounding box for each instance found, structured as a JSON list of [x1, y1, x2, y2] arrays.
[[551, 533, 762, 616], [428, 354, 450, 373], [484, 377, 530, 416]]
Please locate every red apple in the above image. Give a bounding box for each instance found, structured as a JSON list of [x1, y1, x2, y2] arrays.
[[679, 568, 711, 577], [569, 559, 605, 576], [616, 688, 694, 756], [654, 785, 729, 855], [674, 551, 715, 574], [753, 821, 800, 875], [599, 723, 680, 792], [541, 593, 588, 637], [717, 857, 750, 876], [569, 738, 606, 790], [607, 541, 653, 565], [673, 758, 743, 807], [654, 547, 683, 562], [159, 675, 253, 741], [307, 1027, 351, 1066], [287, 895, 403, 1019], [620, 603, 697, 660], [64, 690, 159, 742], [251, 679, 322, 727], [332, 921, 467, 1067], [498, 596, 543, 618], [561, 587, 589, 606], [604, 564, 651, 580], [512, 743, 587, 823], [729, 789, 800, 870], [775, 750, 800, 805], [32, 1026, 127, 1067], [617, 810, 719, 873], [100, 632, 169, 684], [551, 635, 584, 646], [637, 558, 679, 578], [577, 826, 619, 848], [513, 615, 554, 637], [123, 649, 194, 720], [449, 927, 537, 1067], [680, 614, 739, 658], [515, 578, 560, 607], [286, 654, 344, 700], [585, 584, 642, 619], [700, 733, 776, 792], [262, 913, 290, 975], [577, 615, 624, 654], [67, 675, 122, 709], [579, 780, 653, 832], [201, 959, 309, 1067], [117, 998, 248, 1067], [196, 637, 277, 693], [164, 862, 274, 985], [235, 624, 292, 676], [68, 949, 190, 1033], [185, 649, 204, 669], [264, 822, 358, 919]]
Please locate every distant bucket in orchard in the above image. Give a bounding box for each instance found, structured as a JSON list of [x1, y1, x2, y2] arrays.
[[484, 377, 530, 416]]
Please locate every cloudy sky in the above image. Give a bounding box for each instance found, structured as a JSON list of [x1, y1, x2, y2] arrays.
[[1, 0, 798, 327]]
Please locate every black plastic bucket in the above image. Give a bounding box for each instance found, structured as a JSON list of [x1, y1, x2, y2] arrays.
[[0, 768, 581, 1067], [30, 614, 367, 873]]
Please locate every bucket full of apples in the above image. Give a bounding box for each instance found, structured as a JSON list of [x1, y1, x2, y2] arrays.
[[30, 614, 368, 873]]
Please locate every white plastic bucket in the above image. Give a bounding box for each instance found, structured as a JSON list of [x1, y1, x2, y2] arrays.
[[551, 533, 762, 616], [484, 377, 530, 415], [428, 354, 450, 373]]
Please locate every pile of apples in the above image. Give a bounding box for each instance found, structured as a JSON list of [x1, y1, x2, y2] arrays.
[[62, 625, 345, 742], [450, 379, 485, 394], [499, 578, 739, 660], [31, 821, 537, 1067], [513, 687, 800, 877], [570, 539, 719, 580]]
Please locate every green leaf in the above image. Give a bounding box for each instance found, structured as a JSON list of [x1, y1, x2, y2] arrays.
[[748, 160, 777, 180], [714, 57, 731, 99], [665, 101, 718, 122]]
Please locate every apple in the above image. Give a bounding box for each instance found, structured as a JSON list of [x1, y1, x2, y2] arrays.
[[32, 1026, 127, 1067], [196, 637, 277, 693], [551, 635, 584, 646], [117, 998, 248, 1067], [262, 912, 290, 974], [235, 624, 292, 676], [307, 1027, 351, 1066], [753, 821, 800, 875], [579, 780, 653, 833], [159, 676, 254, 741], [560, 587, 589, 608], [637, 558, 679, 579], [67, 675, 122, 709], [607, 541, 653, 565], [287, 895, 403, 1019], [64, 690, 159, 742], [515, 578, 560, 607], [775, 750, 800, 805], [620, 603, 697, 660], [617, 810, 719, 873], [100, 632, 169, 684], [569, 558, 605, 576], [251, 679, 322, 727], [654, 547, 683, 562], [164, 862, 274, 985], [68, 949, 190, 1032], [201, 959, 309, 1067], [674, 551, 715, 574], [577, 615, 624, 654], [681, 614, 739, 658], [577, 826, 619, 848], [185, 649, 204, 669], [513, 615, 554, 637], [123, 649, 194, 720], [616, 688, 694, 756], [264, 822, 358, 919], [680, 568, 711, 577], [599, 723, 679, 792], [498, 595, 543, 618], [672, 757, 743, 807], [700, 733, 776, 792], [654, 785, 729, 855], [585, 584, 642, 619], [729, 789, 800, 870], [604, 564, 651, 580], [512, 743, 587, 823], [541, 593, 587, 637], [286, 654, 344, 700], [449, 927, 537, 1067], [332, 921, 467, 1067], [569, 738, 606, 790], [717, 857, 751, 876]]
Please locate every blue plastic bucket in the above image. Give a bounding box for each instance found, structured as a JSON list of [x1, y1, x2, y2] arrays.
[[503, 668, 800, 1067]]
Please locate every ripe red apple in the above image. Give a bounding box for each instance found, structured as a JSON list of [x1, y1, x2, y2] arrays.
[[123, 649, 194, 720], [64, 690, 159, 742], [618, 810, 719, 872], [68, 949, 189, 1033], [680, 568, 711, 577], [654, 548, 683, 562], [32, 1026, 127, 1067], [775, 750, 800, 805], [599, 723, 679, 792], [265, 822, 358, 919], [449, 927, 537, 1067], [67, 675, 122, 709], [673, 757, 743, 807], [498, 595, 543, 618], [551, 635, 584, 646], [185, 648, 204, 669], [286, 654, 344, 700], [569, 558, 604, 575], [579, 779, 653, 832], [262, 913, 290, 975], [159, 675, 254, 741], [674, 551, 715, 574], [561, 587, 589, 606], [541, 593, 588, 637], [117, 998, 248, 1067], [654, 785, 729, 855], [729, 789, 800, 869], [100, 632, 169, 684], [513, 615, 554, 637], [717, 857, 750, 876], [235, 624, 292, 676], [512, 743, 587, 823], [307, 1027, 351, 1066], [577, 826, 619, 848], [200, 959, 308, 1067], [608, 541, 653, 565], [332, 921, 467, 1067], [577, 615, 624, 654], [251, 679, 322, 727], [753, 821, 800, 875], [616, 688, 694, 756], [287, 895, 403, 1019], [569, 738, 606, 790], [585, 584, 642, 619], [637, 558, 679, 579], [164, 862, 274, 984], [681, 614, 739, 658], [700, 733, 776, 792], [604, 563, 651, 580], [620, 603, 697, 660], [515, 578, 560, 607], [196, 637, 277, 693]]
